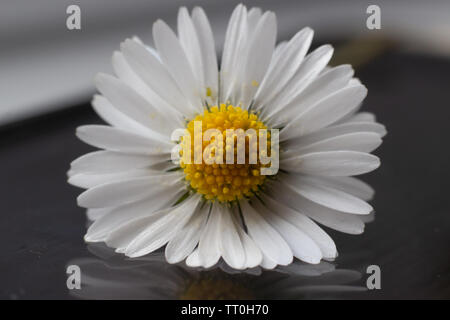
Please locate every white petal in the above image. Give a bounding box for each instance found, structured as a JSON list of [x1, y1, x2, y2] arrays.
[[281, 151, 380, 176], [300, 175, 375, 201], [91, 95, 150, 136], [220, 4, 248, 102], [267, 182, 365, 234], [273, 41, 287, 60], [360, 212, 375, 223], [260, 254, 277, 269], [283, 132, 382, 156], [247, 7, 262, 33], [192, 7, 219, 101], [254, 27, 313, 109], [70, 150, 164, 175], [236, 11, 277, 108], [281, 84, 368, 140], [252, 200, 322, 264], [232, 215, 263, 268], [266, 64, 354, 126], [240, 200, 293, 266], [263, 45, 333, 117], [124, 195, 201, 257], [120, 39, 193, 117], [69, 169, 155, 189], [282, 174, 373, 215], [186, 248, 201, 267], [262, 195, 337, 259], [283, 121, 387, 150], [340, 111, 376, 124], [153, 20, 203, 113], [95, 73, 175, 137], [77, 173, 182, 208], [301, 203, 365, 235], [86, 208, 110, 221], [85, 184, 184, 242], [198, 203, 222, 268], [165, 204, 209, 264], [178, 7, 205, 90], [104, 215, 156, 252], [218, 206, 246, 269], [111, 51, 184, 126], [76, 125, 172, 156]]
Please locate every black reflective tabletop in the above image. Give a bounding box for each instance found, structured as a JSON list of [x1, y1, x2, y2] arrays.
[[1, 50, 450, 299]]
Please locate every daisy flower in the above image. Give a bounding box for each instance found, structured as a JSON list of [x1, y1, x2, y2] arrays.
[[68, 4, 386, 270]]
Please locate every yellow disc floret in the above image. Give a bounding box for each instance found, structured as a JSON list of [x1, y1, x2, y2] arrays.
[[180, 104, 270, 202]]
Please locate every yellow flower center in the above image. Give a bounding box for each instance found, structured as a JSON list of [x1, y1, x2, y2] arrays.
[[180, 104, 270, 202]]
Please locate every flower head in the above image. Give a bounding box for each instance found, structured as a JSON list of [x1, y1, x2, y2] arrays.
[[69, 4, 386, 270]]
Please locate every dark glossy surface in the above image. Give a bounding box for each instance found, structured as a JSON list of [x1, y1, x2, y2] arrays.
[[1, 51, 450, 299]]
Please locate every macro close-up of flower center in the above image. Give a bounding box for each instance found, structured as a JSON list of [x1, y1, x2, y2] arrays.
[[180, 104, 271, 202]]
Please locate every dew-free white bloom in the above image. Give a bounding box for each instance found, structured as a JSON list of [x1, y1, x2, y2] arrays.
[[68, 4, 386, 270]]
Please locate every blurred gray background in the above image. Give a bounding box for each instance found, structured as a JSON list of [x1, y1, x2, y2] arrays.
[[1, 0, 450, 125]]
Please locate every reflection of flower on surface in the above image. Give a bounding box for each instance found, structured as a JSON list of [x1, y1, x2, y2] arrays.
[[68, 4, 386, 270], [68, 244, 365, 300]]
